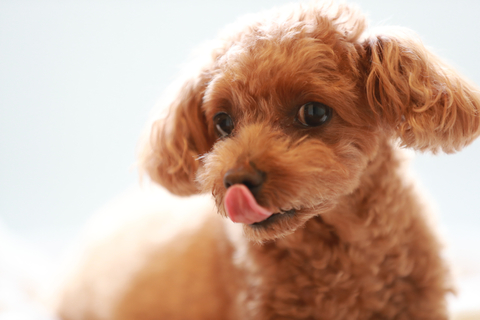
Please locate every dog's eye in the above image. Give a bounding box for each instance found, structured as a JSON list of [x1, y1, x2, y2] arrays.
[[213, 112, 234, 138], [296, 102, 332, 127]]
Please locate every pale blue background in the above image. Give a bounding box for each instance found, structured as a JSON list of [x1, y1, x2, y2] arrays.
[[1, 0, 479, 258]]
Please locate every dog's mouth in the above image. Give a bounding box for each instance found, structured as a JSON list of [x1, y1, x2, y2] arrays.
[[224, 184, 295, 227], [250, 209, 296, 228]]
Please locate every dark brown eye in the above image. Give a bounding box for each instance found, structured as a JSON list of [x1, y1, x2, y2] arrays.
[[213, 112, 234, 138], [296, 102, 332, 127]]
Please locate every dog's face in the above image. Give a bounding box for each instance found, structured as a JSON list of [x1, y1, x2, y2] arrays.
[[197, 29, 380, 241], [139, 3, 479, 242]]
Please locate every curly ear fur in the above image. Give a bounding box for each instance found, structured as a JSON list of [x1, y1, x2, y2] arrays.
[[138, 72, 214, 196], [364, 29, 480, 153]]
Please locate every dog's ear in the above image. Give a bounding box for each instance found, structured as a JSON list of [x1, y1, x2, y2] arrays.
[[363, 30, 480, 153], [138, 71, 215, 196]]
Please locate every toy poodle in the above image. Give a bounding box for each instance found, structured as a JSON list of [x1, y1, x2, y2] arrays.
[[55, 2, 480, 320]]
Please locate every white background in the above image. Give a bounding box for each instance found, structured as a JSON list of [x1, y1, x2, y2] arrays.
[[1, 0, 479, 268]]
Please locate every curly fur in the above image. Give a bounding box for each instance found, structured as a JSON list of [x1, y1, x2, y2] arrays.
[[55, 2, 480, 320]]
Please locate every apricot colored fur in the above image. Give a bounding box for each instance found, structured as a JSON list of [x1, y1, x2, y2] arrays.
[[55, 2, 480, 320]]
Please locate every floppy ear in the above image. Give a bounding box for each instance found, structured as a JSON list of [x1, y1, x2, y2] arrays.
[[363, 29, 480, 153], [138, 71, 215, 196]]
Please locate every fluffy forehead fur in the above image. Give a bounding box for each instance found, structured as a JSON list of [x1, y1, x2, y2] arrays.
[[204, 2, 370, 128], [139, 1, 480, 241]]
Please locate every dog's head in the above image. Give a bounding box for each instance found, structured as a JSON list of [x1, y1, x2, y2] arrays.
[[139, 3, 480, 242]]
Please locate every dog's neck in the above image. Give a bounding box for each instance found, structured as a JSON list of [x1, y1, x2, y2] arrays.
[[272, 139, 414, 248], [237, 138, 419, 258], [316, 140, 413, 244], [239, 138, 437, 266]]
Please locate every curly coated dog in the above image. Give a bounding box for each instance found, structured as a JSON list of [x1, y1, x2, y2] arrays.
[[55, 2, 480, 320]]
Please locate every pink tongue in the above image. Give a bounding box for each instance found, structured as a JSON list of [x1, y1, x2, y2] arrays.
[[224, 184, 273, 224]]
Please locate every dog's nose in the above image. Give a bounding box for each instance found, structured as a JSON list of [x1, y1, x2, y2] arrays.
[[223, 165, 266, 196]]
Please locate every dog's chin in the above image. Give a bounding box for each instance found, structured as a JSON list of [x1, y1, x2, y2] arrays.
[[241, 204, 332, 242], [250, 209, 296, 228]]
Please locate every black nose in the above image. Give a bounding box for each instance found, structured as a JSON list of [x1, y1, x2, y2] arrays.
[[223, 165, 266, 196]]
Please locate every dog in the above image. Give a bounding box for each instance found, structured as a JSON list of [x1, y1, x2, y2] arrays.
[[54, 2, 480, 319]]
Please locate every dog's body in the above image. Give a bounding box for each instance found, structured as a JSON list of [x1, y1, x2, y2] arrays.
[[55, 145, 449, 320], [55, 2, 480, 320]]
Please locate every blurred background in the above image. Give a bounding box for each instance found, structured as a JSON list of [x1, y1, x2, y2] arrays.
[[1, 0, 479, 315]]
